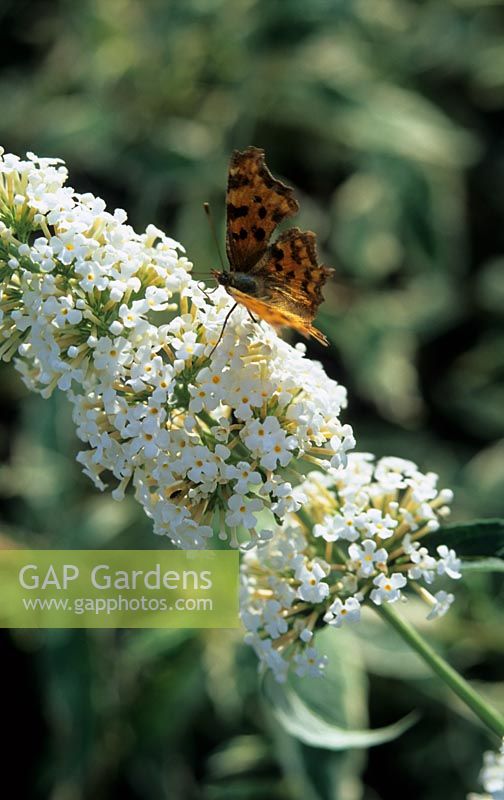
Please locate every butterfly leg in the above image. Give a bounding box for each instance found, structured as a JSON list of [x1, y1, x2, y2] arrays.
[[197, 281, 219, 303], [207, 302, 238, 357], [247, 309, 259, 323]]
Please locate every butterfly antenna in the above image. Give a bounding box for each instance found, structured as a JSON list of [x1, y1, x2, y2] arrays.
[[203, 202, 226, 272], [207, 302, 237, 358]]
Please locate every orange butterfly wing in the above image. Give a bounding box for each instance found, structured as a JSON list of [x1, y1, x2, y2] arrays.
[[255, 228, 333, 319], [226, 147, 298, 272], [226, 228, 333, 345], [228, 289, 330, 346]]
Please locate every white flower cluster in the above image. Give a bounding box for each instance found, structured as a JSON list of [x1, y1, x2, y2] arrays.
[[469, 743, 504, 800], [0, 148, 354, 548], [241, 454, 459, 682]]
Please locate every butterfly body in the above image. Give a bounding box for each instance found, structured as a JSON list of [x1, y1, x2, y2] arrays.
[[212, 270, 264, 298], [214, 147, 333, 347]]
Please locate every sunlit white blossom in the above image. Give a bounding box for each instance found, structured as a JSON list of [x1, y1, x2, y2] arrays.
[[0, 147, 353, 548], [370, 572, 407, 605], [436, 544, 462, 579], [426, 590, 455, 620], [293, 646, 328, 678], [348, 539, 388, 578], [323, 596, 361, 627], [469, 743, 504, 800], [295, 560, 330, 603]]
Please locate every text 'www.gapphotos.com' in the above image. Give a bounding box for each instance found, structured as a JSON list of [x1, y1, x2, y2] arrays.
[[21, 595, 214, 615]]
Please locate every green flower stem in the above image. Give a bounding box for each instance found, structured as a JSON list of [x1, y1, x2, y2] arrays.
[[377, 603, 504, 739]]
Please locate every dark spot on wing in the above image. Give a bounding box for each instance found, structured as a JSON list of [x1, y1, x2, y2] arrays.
[[253, 227, 265, 241], [272, 210, 284, 223], [258, 206, 267, 219], [290, 237, 302, 262], [228, 174, 250, 189], [239, 228, 248, 240], [227, 203, 249, 220]]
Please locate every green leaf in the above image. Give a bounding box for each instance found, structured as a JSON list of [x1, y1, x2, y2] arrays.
[[262, 627, 418, 751], [268, 720, 365, 800], [121, 628, 195, 670], [205, 736, 271, 780], [351, 609, 431, 678], [427, 519, 504, 558], [460, 557, 504, 572], [264, 677, 418, 750]]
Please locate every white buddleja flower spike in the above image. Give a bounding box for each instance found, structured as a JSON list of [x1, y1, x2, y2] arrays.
[[0, 148, 354, 549], [240, 453, 459, 682], [468, 741, 504, 800]]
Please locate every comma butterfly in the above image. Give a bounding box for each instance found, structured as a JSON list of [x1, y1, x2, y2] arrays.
[[211, 146, 333, 347]]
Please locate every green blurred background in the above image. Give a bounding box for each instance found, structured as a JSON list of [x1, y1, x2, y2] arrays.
[[0, 1, 503, 798]]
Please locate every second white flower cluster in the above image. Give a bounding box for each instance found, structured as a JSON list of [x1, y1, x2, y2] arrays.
[[241, 454, 460, 682]]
